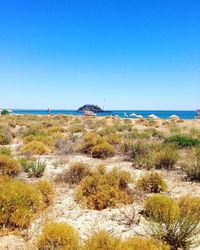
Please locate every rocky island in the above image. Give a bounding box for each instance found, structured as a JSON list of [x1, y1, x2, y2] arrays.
[[78, 104, 104, 112]]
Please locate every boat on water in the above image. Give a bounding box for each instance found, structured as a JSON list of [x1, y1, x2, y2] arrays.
[[83, 111, 97, 116]]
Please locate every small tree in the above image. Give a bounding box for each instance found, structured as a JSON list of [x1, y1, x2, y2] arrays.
[[1, 109, 9, 115]]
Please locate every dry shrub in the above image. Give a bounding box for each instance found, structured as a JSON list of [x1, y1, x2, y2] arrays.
[[179, 196, 200, 219], [91, 142, 115, 158], [122, 236, 169, 250], [0, 177, 44, 229], [0, 147, 12, 155], [144, 194, 180, 224], [56, 162, 93, 184], [134, 153, 155, 170], [76, 167, 133, 210], [122, 140, 149, 160], [54, 137, 74, 155], [78, 132, 104, 154], [82, 231, 120, 250], [136, 172, 168, 193], [47, 125, 64, 133], [21, 124, 45, 137], [147, 207, 200, 250], [103, 133, 122, 145], [69, 124, 85, 133], [36, 180, 54, 206], [153, 145, 179, 170], [0, 154, 20, 176], [20, 141, 50, 155], [145, 194, 200, 249], [37, 222, 79, 250], [0, 125, 12, 145], [181, 159, 200, 181]]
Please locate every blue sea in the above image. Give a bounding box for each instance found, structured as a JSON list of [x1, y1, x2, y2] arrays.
[[12, 110, 197, 120]]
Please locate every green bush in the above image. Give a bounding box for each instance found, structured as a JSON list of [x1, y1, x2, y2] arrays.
[[1, 109, 9, 115], [165, 134, 200, 148], [37, 222, 80, 250], [56, 162, 93, 184], [76, 167, 133, 210], [91, 142, 115, 158], [20, 141, 50, 155], [136, 172, 168, 193], [144, 194, 180, 224], [0, 177, 44, 228], [0, 154, 20, 176]]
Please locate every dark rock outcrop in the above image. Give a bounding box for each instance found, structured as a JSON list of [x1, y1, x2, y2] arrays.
[[78, 104, 103, 112], [196, 109, 200, 119]]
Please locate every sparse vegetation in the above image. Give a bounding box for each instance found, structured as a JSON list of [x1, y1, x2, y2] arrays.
[[0, 114, 200, 249], [91, 141, 115, 158], [20, 141, 50, 155], [0, 154, 20, 176], [0, 125, 12, 145], [147, 205, 200, 250], [56, 162, 93, 184], [0, 147, 12, 155], [0, 176, 44, 228], [36, 180, 54, 206], [144, 194, 180, 223], [82, 231, 120, 250], [136, 172, 168, 193], [37, 222, 80, 250], [153, 145, 179, 170], [181, 158, 200, 181], [76, 167, 133, 210]]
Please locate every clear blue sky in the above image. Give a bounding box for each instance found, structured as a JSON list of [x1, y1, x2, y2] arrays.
[[0, 0, 199, 110]]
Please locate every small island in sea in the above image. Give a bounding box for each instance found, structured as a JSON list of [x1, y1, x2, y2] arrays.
[[78, 104, 104, 112]]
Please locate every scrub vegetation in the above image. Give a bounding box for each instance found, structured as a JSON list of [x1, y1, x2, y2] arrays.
[[0, 114, 200, 249]]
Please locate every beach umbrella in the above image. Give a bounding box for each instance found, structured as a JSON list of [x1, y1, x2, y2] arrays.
[[148, 114, 159, 119], [130, 113, 137, 117], [136, 115, 143, 118], [170, 114, 180, 119]]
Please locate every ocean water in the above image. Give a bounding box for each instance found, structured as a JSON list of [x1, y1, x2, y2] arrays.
[[12, 110, 197, 119]]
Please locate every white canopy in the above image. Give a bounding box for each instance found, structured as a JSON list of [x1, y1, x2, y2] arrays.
[[148, 114, 159, 119], [136, 115, 143, 118], [130, 113, 137, 117], [170, 114, 180, 119]]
